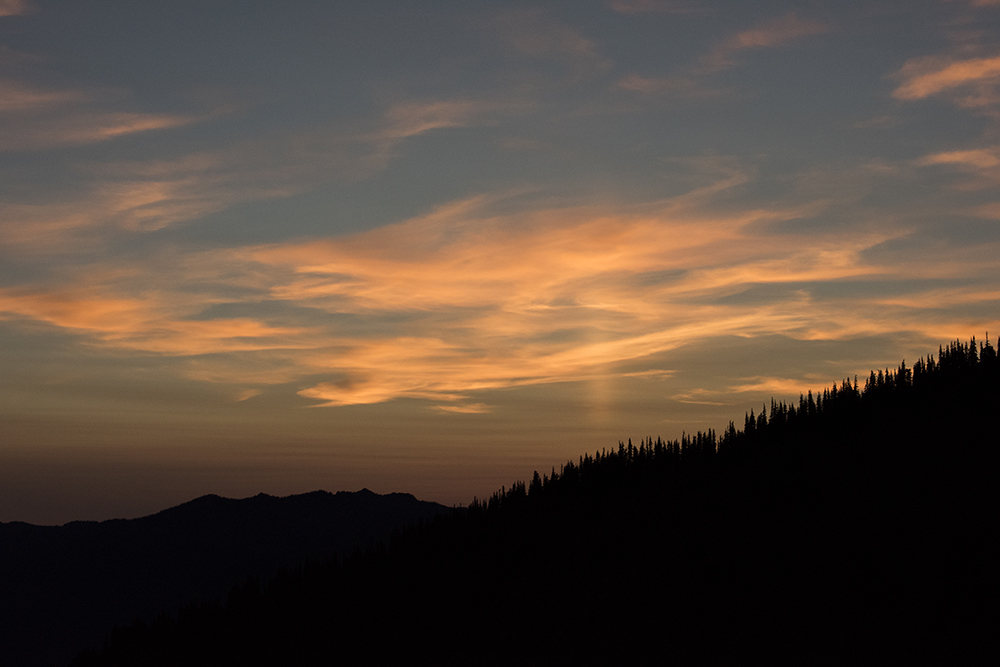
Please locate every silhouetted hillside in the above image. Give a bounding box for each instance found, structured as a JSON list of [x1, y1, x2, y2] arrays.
[[73, 338, 998, 666], [0, 489, 450, 667]]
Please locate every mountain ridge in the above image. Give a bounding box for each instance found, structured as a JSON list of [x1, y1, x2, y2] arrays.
[[1, 488, 422, 529], [0, 488, 452, 667]]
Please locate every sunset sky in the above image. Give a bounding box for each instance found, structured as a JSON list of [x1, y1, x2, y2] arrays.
[[2, 0, 999, 524]]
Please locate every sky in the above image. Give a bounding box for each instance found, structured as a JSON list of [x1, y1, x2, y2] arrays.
[[2, 0, 999, 524]]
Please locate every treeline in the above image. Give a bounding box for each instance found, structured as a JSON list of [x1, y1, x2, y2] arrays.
[[461, 336, 996, 523], [73, 339, 998, 666]]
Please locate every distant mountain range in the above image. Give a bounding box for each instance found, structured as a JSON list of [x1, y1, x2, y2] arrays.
[[0, 489, 451, 667]]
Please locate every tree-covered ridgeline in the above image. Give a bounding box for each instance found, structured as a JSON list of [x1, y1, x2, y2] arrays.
[[73, 338, 998, 666]]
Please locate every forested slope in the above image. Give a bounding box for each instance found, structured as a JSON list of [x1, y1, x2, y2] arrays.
[[73, 339, 998, 666]]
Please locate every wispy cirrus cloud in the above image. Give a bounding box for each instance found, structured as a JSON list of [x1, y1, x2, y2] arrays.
[[892, 0, 1000, 117], [3, 164, 997, 412], [0, 79, 85, 110], [0, 78, 200, 151], [726, 376, 832, 397], [0, 111, 198, 151], [894, 54, 1000, 108], [433, 403, 492, 414], [700, 12, 828, 71], [618, 12, 827, 98], [674, 373, 857, 409], [0, 152, 298, 247], [359, 96, 523, 170], [0, 287, 314, 355], [917, 145, 1000, 191], [379, 99, 496, 140], [919, 146, 1000, 169], [0, 94, 512, 248]]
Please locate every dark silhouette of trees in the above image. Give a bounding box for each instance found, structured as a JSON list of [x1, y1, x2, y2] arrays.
[[72, 338, 998, 666]]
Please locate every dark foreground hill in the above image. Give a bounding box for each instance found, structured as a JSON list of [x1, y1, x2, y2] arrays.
[[0, 489, 450, 667], [74, 339, 997, 666]]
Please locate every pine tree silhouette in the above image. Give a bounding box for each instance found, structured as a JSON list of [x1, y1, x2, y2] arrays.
[[73, 338, 998, 667]]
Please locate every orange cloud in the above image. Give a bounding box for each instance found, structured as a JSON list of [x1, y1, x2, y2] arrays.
[[674, 373, 856, 409], [726, 14, 827, 50], [0, 76, 207, 152], [0, 111, 196, 151], [379, 100, 497, 140], [0, 287, 313, 355], [0, 148, 306, 248], [231, 194, 897, 405], [0, 80, 85, 110], [251, 193, 813, 311], [617, 11, 827, 102], [703, 13, 828, 70], [919, 147, 1000, 168], [434, 403, 492, 414], [353, 97, 525, 172], [235, 389, 262, 402], [3, 174, 997, 411], [728, 376, 837, 396], [873, 285, 1000, 310], [893, 55, 1000, 106], [917, 146, 1000, 190], [0, 180, 238, 246]]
